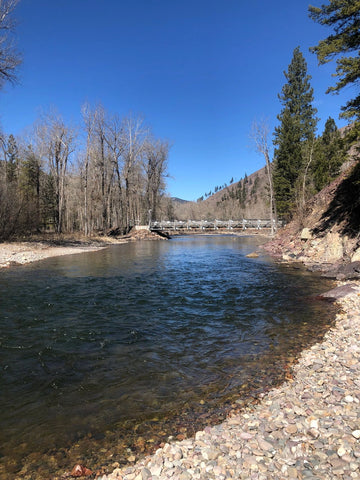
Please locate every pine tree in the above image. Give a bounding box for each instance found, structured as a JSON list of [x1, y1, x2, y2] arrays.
[[309, 0, 360, 121], [5, 134, 18, 183], [312, 117, 345, 191], [273, 46, 318, 218]]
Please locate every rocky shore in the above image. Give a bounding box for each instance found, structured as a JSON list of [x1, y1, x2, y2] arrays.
[[95, 281, 360, 480]]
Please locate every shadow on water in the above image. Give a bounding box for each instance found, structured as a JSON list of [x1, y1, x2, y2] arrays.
[[0, 235, 337, 479]]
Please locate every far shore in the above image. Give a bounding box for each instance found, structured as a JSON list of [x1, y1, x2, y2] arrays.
[[0, 234, 128, 269], [0, 230, 272, 269]]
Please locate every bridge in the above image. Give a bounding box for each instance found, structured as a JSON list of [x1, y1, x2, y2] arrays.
[[150, 219, 282, 231]]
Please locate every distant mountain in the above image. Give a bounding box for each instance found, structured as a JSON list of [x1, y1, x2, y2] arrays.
[[173, 166, 272, 220], [171, 197, 190, 204]]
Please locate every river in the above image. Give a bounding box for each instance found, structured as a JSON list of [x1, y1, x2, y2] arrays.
[[0, 235, 337, 479]]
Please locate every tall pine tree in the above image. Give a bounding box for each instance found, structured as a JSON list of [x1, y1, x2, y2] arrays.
[[273, 46, 318, 219], [312, 117, 345, 192]]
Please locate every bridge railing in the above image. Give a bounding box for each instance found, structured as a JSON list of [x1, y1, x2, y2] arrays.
[[150, 219, 282, 231]]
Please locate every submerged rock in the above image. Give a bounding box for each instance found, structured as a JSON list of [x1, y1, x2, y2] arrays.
[[246, 252, 259, 258], [70, 464, 93, 477]]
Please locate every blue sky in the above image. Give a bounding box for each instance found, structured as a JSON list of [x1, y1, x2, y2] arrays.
[[0, 0, 353, 200]]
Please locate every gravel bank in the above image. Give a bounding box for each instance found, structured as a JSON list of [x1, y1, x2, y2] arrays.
[[0, 236, 133, 268], [0, 242, 108, 268], [0, 230, 167, 269], [99, 281, 360, 480]]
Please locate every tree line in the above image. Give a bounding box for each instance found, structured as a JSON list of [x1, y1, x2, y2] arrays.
[[0, 1, 171, 240], [0, 107, 170, 239]]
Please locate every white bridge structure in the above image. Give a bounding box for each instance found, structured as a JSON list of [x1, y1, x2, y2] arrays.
[[150, 219, 282, 231]]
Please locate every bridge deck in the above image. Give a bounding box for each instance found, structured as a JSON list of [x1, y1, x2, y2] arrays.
[[150, 219, 281, 231]]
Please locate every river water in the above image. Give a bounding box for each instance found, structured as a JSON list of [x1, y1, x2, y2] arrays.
[[0, 235, 336, 479]]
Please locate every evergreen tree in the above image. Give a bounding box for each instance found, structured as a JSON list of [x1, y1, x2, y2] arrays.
[[273, 46, 318, 218], [5, 134, 18, 183], [312, 117, 345, 191], [309, 0, 360, 121]]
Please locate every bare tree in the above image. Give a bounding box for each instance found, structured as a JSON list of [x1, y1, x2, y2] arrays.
[[121, 114, 148, 228], [103, 112, 124, 229], [250, 119, 277, 235], [0, 0, 21, 88], [81, 103, 98, 236], [37, 111, 77, 233], [144, 137, 169, 222]]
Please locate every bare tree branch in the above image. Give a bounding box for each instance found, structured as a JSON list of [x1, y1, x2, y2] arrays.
[[250, 119, 277, 235], [0, 0, 21, 88]]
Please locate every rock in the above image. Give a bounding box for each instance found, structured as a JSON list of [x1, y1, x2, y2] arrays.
[[352, 248, 360, 262], [352, 430, 360, 439], [141, 467, 152, 480], [308, 428, 320, 439], [202, 448, 220, 460], [246, 252, 259, 258], [285, 424, 298, 434], [337, 446, 347, 457], [70, 464, 93, 477], [257, 437, 274, 452], [300, 228, 312, 240], [310, 231, 344, 263], [319, 283, 358, 300]]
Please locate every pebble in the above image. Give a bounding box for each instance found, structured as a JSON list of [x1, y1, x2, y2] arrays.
[[101, 281, 360, 480]]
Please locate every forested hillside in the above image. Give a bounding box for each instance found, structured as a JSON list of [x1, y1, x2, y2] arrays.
[[173, 120, 352, 222], [173, 168, 269, 220]]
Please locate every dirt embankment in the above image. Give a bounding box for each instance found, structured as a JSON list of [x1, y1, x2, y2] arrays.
[[263, 162, 360, 280]]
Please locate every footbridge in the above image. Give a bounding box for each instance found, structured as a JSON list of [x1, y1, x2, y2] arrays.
[[150, 219, 282, 231]]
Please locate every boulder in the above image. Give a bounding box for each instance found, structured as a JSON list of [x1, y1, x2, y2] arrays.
[[322, 261, 360, 280], [300, 228, 312, 240], [352, 248, 360, 262], [312, 232, 344, 263], [318, 283, 358, 300]]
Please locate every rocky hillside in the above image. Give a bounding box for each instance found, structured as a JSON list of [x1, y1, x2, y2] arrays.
[[173, 166, 271, 220], [264, 159, 360, 279]]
